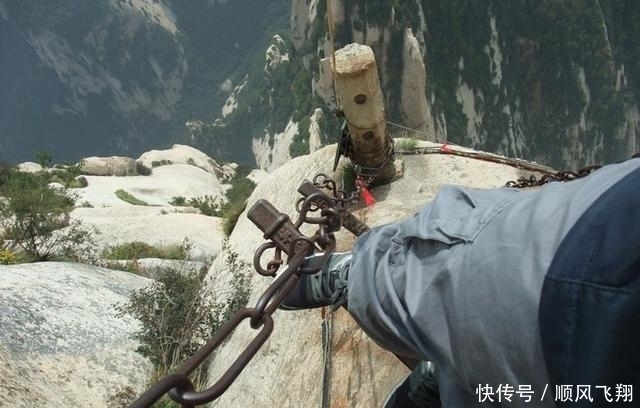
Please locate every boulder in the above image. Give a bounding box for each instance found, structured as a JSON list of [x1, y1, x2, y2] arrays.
[[137, 144, 231, 179], [104, 258, 206, 278], [72, 206, 225, 262], [0, 262, 153, 408], [16, 161, 43, 173], [80, 156, 138, 177], [75, 164, 230, 208], [204, 142, 547, 407], [247, 169, 269, 185]]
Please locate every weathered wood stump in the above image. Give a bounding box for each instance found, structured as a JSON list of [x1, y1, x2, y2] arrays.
[[333, 43, 395, 184]]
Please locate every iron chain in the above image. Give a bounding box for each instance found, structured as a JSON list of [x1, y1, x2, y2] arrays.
[[505, 165, 602, 188], [130, 175, 349, 408]]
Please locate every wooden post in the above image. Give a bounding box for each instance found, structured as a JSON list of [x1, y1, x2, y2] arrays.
[[333, 43, 394, 183]]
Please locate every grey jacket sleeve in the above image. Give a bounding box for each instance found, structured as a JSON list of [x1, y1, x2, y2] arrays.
[[346, 158, 640, 407]]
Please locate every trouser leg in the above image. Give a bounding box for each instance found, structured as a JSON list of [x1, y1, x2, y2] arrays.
[[384, 361, 441, 408]]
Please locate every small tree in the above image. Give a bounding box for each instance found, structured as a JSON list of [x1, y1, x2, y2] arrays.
[[0, 168, 94, 261], [117, 243, 251, 380], [36, 150, 52, 169]]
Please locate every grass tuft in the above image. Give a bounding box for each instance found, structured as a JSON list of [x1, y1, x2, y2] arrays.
[[115, 189, 148, 206]]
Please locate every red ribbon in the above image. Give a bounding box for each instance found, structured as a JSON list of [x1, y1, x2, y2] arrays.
[[355, 178, 376, 207]]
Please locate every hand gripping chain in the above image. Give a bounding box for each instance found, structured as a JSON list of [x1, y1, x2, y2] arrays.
[[129, 175, 358, 408]]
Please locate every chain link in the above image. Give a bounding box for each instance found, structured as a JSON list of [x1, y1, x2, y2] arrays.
[[505, 165, 602, 188], [353, 137, 395, 186], [130, 175, 352, 408]]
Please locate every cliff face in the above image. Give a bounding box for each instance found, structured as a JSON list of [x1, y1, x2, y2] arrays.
[[289, 0, 640, 168], [0, 0, 187, 162], [2, 1, 638, 169], [0, 0, 289, 164]]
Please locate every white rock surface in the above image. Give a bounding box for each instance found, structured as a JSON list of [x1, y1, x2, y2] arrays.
[[75, 163, 230, 208], [71, 146, 231, 262], [80, 156, 138, 177], [247, 169, 269, 185], [309, 108, 324, 153], [72, 206, 224, 261], [221, 77, 247, 118], [16, 161, 43, 172], [0, 262, 152, 408], [205, 143, 544, 407], [109, 0, 178, 35], [252, 119, 299, 172]]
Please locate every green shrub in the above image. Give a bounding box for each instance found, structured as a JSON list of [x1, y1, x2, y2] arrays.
[[222, 201, 247, 237], [290, 117, 311, 157], [48, 160, 85, 188], [136, 162, 152, 176], [395, 137, 418, 152], [0, 169, 94, 261], [101, 260, 144, 275], [170, 196, 187, 206], [102, 240, 191, 261], [0, 249, 17, 264], [74, 176, 89, 188], [218, 168, 256, 236], [115, 242, 250, 382], [36, 150, 52, 169], [115, 189, 148, 206], [188, 195, 220, 216], [151, 159, 172, 168]]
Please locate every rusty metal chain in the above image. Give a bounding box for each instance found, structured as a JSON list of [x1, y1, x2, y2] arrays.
[[505, 165, 602, 188], [507, 154, 639, 188], [332, 118, 395, 189], [352, 137, 395, 186], [129, 175, 355, 408]]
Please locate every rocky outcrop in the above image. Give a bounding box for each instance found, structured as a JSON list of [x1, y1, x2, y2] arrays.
[[16, 161, 43, 173], [205, 142, 545, 407], [400, 28, 434, 139], [290, 0, 312, 51], [252, 119, 299, 172], [137, 144, 235, 180], [1, 145, 239, 405], [264, 35, 290, 75], [309, 108, 324, 153], [221, 76, 248, 119], [72, 145, 231, 261], [80, 156, 139, 177], [0, 262, 152, 408]]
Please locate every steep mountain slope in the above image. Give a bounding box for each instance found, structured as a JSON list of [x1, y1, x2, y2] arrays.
[[281, 0, 640, 168], [0, 0, 288, 163], [2, 1, 638, 169]]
